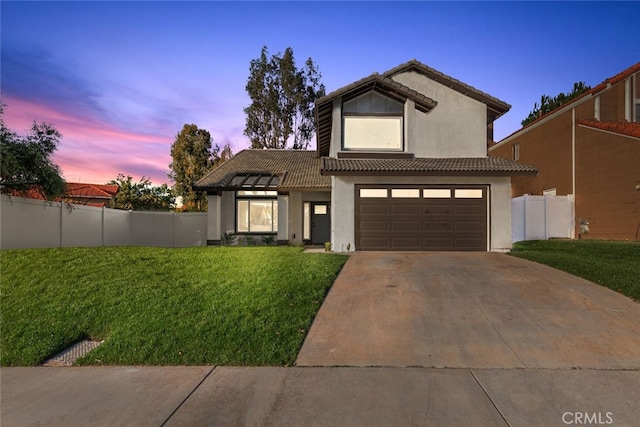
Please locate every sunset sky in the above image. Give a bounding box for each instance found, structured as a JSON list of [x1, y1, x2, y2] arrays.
[[2, 1, 638, 186]]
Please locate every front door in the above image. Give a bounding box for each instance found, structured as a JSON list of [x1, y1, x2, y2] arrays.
[[311, 203, 331, 245]]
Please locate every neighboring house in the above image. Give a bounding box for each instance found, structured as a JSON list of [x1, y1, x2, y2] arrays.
[[195, 60, 536, 251], [489, 62, 640, 240], [3, 182, 119, 207], [63, 183, 119, 207]]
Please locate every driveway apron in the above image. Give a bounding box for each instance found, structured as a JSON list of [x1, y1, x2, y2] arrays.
[[296, 252, 640, 369]]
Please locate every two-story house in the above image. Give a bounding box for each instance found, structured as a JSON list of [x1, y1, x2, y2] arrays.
[[195, 60, 537, 251], [489, 62, 640, 240]]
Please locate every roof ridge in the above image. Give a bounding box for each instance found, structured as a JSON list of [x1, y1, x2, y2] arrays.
[[501, 62, 640, 141], [381, 59, 511, 113]]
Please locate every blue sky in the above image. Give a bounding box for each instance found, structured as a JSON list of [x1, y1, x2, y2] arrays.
[[2, 1, 638, 185]]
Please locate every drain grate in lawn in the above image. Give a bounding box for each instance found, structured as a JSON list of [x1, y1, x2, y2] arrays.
[[42, 340, 104, 367]]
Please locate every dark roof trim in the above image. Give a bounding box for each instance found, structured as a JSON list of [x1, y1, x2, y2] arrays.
[[383, 59, 511, 118], [316, 73, 438, 112], [315, 73, 438, 158]]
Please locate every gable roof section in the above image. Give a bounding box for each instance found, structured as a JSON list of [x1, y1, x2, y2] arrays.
[[194, 149, 330, 191], [315, 73, 438, 157], [322, 156, 537, 176], [315, 59, 511, 157], [577, 120, 640, 139], [65, 183, 119, 199], [383, 59, 511, 120]]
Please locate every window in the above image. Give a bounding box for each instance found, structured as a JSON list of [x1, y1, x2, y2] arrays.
[[391, 189, 420, 198], [359, 188, 388, 198], [303, 202, 311, 240], [343, 91, 404, 151], [314, 205, 327, 214], [512, 143, 520, 161], [423, 189, 451, 198], [237, 197, 278, 233], [454, 189, 483, 199]]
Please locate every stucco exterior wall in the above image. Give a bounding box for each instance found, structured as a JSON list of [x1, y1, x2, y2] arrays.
[[206, 194, 221, 241], [392, 71, 488, 158], [220, 191, 236, 235], [332, 175, 513, 252]]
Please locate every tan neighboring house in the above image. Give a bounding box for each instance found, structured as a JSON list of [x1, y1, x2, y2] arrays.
[[195, 59, 536, 251], [489, 62, 640, 240]]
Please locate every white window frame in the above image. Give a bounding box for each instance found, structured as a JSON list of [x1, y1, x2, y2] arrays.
[[236, 197, 278, 233], [343, 116, 403, 151]]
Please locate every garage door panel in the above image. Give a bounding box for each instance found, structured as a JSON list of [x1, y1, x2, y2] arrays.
[[454, 238, 486, 251], [423, 221, 452, 231], [454, 204, 485, 216], [360, 221, 390, 231], [356, 186, 487, 251], [454, 221, 485, 232], [390, 237, 421, 250], [391, 204, 421, 215], [422, 237, 454, 250], [391, 221, 421, 232], [358, 204, 390, 215], [423, 206, 452, 215], [359, 237, 391, 250]]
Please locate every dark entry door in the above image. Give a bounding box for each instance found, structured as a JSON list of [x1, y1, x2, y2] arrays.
[[311, 203, 331, 245]]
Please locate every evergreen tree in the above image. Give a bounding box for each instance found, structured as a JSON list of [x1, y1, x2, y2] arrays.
[[244, 46, 325, 150], [0, 103, 66, 199]]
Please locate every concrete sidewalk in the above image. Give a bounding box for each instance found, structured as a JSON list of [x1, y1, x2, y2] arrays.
[[2, 366, 640, 426]]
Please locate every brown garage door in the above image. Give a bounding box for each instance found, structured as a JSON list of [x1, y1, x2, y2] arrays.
[[355, 186, 488, 251]]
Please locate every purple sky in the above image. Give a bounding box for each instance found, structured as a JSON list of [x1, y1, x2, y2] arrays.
[[2, 1, 638, 186]]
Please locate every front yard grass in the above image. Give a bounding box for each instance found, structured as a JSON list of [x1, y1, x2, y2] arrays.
[[0, 246, 348, 367], [510, 240, 640, 301]]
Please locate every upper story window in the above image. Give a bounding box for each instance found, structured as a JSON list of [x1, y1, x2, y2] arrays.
[[343, 91, 404, 151]]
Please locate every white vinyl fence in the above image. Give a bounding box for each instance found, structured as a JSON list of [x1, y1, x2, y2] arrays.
[[511, 194, 575, 243], [0, 195, 208, 249]]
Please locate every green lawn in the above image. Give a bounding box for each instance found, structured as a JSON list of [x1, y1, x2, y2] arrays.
[[0, 246, 348, 367], [510, 240, 640, 301]]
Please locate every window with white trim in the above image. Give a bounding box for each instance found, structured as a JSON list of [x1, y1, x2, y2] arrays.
[[343, 91, 404, 151], [236, 196, 278, 233]]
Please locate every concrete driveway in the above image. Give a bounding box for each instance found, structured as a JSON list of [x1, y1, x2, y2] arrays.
[[296, 252, 640, 369]]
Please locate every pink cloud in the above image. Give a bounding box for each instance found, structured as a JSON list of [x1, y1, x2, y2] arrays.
[[3, 96, 174, 185]]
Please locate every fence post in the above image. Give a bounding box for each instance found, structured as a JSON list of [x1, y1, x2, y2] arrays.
[[544, 194, 548, 240], [102, 207, 105, 247], [523, 194, 527, 241], [59, 200, 63, 248]]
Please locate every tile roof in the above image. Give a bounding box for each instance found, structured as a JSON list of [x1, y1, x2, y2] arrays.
[[382, 59, 511, 117], [577, 120, 640, 139], [65, 183, 119, 199], [3, 182, 119, 207], [315, 59, 510, 158], [499, 62, 640, 141], [316, 73, 438, 113], [315, 73, 438, 157], [322, 156, 538, 176], [194, 149, 331, 191]]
